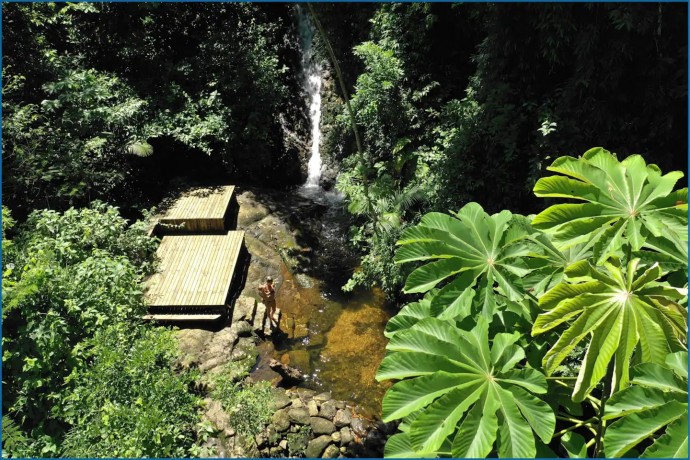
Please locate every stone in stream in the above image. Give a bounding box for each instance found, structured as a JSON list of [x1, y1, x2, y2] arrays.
[[350, 417, 371, 437], [310, 416, 336, 435], [288, 350, 311, 371], [319, 400, 338, 420], [339, 427, 353, 445], [314, 391, 332, 403], [288, 407, 311, 425], [322, 444, 340, 458], [305, 435, 332, 458], [271, 409, 291, 432], [269, 359, 304, 386], [333, 409, 352, 428], [331, 431, 341, 443], [307, 399, 319, 416]]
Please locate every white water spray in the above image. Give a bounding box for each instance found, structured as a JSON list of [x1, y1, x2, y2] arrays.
[[297, 6, 323, 188]]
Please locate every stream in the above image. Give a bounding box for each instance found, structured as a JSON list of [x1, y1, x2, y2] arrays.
[[245, 7, 393, 419]]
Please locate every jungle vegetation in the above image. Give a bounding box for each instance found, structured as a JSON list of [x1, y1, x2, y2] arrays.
[[2, 2, 687, 458]]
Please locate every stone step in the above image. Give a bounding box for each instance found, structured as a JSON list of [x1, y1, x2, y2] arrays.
[[143, 314, 223, 322], [264, 308, 281, 337], [252, 302, 267, 333]]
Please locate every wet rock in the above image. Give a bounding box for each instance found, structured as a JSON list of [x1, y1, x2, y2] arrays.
[[272, 409, 290, 432], [308, 399, 319, 416], [310, 417, 336, 435], [288, 350, 311, 371], [269, 359, 304, 385], [319, 400, 338, 420], [333, 409, 352, 428], [323, 444, 340, 458], [305, 435, 332, 458], [295, 388, 317, 399], [350, 417, 370, 437], [288, 407, 311, 425], [293, 322, 309, 339], [339, 427, 353, 445], [314, 392, 332, 403]]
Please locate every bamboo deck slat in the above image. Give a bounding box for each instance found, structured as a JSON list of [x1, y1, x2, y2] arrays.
[[159, 185, 235, 233], [144, 231, 245, 309]]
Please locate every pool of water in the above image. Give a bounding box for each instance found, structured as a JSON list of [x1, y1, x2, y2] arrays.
[[269, 265, 393, 417], [250, 188, 394, 418]]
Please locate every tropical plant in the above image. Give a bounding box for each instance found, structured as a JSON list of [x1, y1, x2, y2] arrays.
[[533, 148, 687, 264], [378, 318, 554, 458], [533, 258, 687, 401], [377, 150, 687, 458], [603, 351, 688, 458]]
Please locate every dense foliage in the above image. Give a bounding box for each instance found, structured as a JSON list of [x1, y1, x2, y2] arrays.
[[1, 204, 201, 457], [321, 2, 687, 295], [376, 150, 688, 458], [2, 2, 305, 218]]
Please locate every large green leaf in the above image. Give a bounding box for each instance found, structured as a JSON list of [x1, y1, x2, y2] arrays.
[[377, 318, 554, 457], [532, 148, 687, 264], [396, 203, 533, 318], [604, 352, 688, 458], [532, 258, 687, 401]]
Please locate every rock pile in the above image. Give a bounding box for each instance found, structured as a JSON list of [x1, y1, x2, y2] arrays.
[[202, 387, 395, 458]]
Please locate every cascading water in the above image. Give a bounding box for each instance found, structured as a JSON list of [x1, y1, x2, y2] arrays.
[[297, 6, 323, 188]]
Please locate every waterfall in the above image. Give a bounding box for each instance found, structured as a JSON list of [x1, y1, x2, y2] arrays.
[[297, 5, 323, 188]]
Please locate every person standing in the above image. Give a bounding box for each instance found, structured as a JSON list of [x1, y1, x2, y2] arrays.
[[258, 276, 278, 327]]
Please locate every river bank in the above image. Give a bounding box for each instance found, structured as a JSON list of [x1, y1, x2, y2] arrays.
[[174, 186, 394, 457]]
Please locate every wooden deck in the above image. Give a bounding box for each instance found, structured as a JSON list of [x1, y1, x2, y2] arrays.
[[158, 185, 235, 233], [144, 231, 245, 310]]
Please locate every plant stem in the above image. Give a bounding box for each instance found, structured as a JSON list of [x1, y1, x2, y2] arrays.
[[594, 361, 615, 457]]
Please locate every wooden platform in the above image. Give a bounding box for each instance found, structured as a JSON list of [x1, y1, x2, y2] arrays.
[[144, 231, 245, 310], [158, 185, 235, 233]]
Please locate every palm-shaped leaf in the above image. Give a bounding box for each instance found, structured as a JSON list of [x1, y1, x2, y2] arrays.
[[395, 203, 532, 317], [532, 258, 687, 401], [377, 317, 555, 458], [532, 148, 687, 264], [603, 352, 688, 458], [125, 141, 154, 157]]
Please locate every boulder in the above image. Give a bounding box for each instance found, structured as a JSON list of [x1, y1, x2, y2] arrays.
[[310, 417, 336, 435], [350, 417, 370, 437], [269, 359, 304, 386], [288, 407, 311, 425], [314, 392, 332, 403], [272, 391, 292, 410], [333, 409, 352, 428], [322, 444, 340, 458], [308, 399, 319, 416], [271, 409, 290, 432], [319, 400, 338, 420], [231, 296, 256, 323], [305, 435, 332, 458], [339, 427, 353, 445]]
